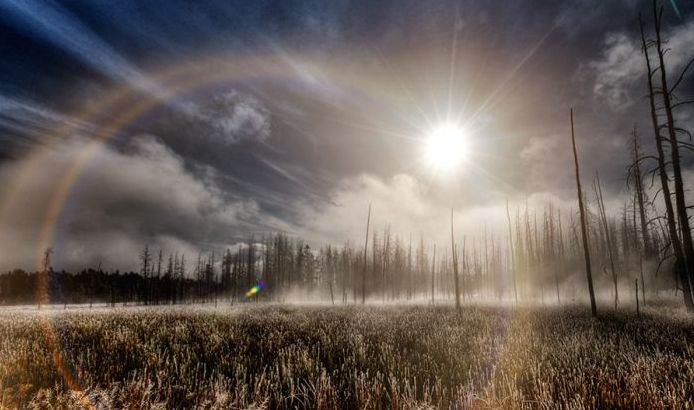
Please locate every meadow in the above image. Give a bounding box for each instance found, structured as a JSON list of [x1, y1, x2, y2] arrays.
[[1, 304, 693, 409]]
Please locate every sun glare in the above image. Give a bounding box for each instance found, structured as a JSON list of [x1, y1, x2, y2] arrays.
[[425, 122, 468, 171]]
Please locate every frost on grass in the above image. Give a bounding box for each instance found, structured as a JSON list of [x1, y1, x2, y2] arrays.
[[0, 306, 693, 409]]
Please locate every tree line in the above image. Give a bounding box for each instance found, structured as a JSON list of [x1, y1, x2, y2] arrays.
[[0, 193, 681, 309]]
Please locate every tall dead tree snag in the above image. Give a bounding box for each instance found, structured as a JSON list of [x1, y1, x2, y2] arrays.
[[506, 199, 518, 305], [636, 279, 641, 318], [652, 1, 694, 305], [140, 244, 151, 305], [361, 203, 371, 305], [639, 10, 694, 310], [431, 244, 436, 304], [594, 173, 619, 310], [548, 204, 561, 305], [570, 109, 597, 317], [628, 128, 654, 257], [451, 208, 461, 310]]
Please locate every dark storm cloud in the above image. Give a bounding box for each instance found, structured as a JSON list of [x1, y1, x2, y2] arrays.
[[0, 0, 693, 270]]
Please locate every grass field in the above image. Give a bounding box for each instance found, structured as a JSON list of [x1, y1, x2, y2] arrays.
[[1, 304, 693, 409]]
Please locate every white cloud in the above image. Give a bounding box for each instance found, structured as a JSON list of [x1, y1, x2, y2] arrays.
[[581, 19, 694, 111], [294, 173, 578, 252], [582, 32, 644, 110]]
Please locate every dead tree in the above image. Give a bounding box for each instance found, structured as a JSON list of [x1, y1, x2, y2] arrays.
[[639, 12, 694, 310], [431, 244, 436, 304], [326, 246, 335, 305], [155, 249, 163, 305], [570, 109, 597, 317], [594, 172, 619, 309], [627, 128, 654, 257], [485, 233, 491, 298], [652, 2, 694, 304], [451, 208, 461, 309], [408, 235, 413, 300], [140, 245, 151, 305], [361, 203, 371, 305], [505, 199, 518, 304], [636, 279, 641, 318], [550, 204, 561, 305]]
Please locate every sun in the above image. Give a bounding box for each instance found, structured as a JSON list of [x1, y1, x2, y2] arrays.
[[425, 122, 468, 171]]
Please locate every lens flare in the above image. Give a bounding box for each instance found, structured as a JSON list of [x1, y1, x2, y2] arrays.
[[670, 0, 682, 19], [246, 280, 266, 297]]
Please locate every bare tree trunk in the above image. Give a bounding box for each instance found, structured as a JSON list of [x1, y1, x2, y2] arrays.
[[328, 249, 335, 306], [484, 223, 492, 296], [156, 250, 162, 305], [630, 128, 654, 256], [570, 109, 598, 317], [653, 2, 694, 305], [550, 205, 561, 305], [361, 203, 371, 305], [431, 244, 436, 305], [595, 173, 619, 309], [640, 13, 694, 310], [461, 237, 467, 302], [505, 199, 518, 305], [408, 235, 413, 300], [524, 205, 533, 300], [451, 208, 461, 310], [639, 254, 646, 304], [636, 279, 641, 318]]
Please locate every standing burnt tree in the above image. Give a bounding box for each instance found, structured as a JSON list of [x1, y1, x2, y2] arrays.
[[570, 109, 597, 317], [451, 208, 461, 309], [627, 128, 655, 258], [361, 203, 371, 305], [506, 199, 518, 304], [594, 173, 619, 310], [140, 245, 151, 305], [639, 3, 694, 311]]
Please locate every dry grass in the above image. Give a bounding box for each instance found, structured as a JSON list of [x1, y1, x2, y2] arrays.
[[0, 305, 693, 409]]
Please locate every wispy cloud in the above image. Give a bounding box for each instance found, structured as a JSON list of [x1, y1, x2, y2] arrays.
[[580, 18, 694, 111], [0, 0, 165, 97], [0, 94, 88, 128], [0, 94, 94, 150]]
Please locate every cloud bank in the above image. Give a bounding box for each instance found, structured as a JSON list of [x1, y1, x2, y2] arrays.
[[0, 135, 265, 271]]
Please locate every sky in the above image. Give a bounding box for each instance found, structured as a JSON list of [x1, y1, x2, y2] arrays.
[[0, 0, 693, 272]]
